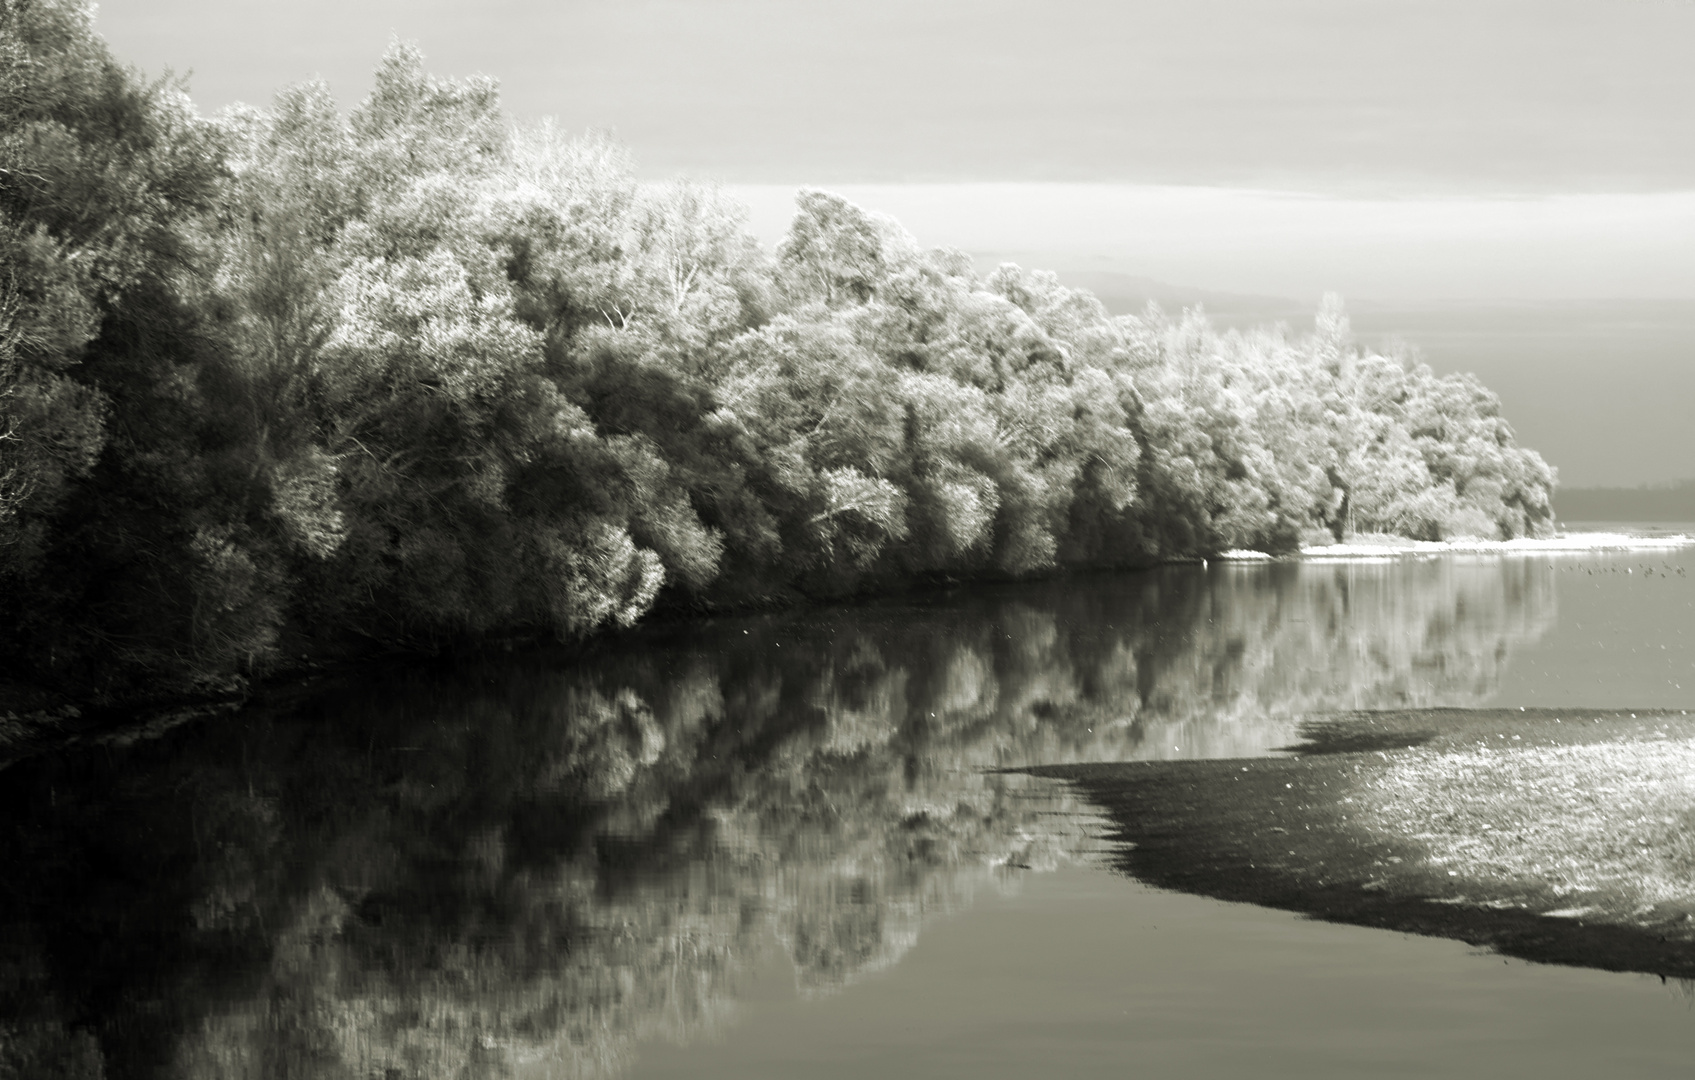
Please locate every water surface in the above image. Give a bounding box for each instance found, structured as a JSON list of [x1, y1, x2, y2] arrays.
[[3, 549, 1692, 1077], [630, 866, 1695, 1080]]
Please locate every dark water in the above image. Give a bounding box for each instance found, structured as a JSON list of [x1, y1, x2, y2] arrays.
[[3, 549, 1693, 1078]]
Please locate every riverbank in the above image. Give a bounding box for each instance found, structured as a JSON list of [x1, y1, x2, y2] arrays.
[[1022, 707, 1695, 978], [5, 530, 1682, 768]]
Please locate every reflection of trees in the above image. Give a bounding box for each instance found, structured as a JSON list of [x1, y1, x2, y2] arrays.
[[0, 559, 1554, 1078]]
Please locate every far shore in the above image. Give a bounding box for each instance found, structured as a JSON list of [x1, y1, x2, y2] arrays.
[[1022, 708, 1695, 979], [1219, 529, 1695, 562]]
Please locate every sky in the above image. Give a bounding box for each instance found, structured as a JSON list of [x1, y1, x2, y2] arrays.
[[93, 0, 1695, 486]]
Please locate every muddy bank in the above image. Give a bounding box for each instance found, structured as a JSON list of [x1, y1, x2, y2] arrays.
[[1022, 708, 1695, 978]]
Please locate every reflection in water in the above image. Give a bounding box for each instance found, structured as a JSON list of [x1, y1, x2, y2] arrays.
[[0, 559, 1553, 1079]]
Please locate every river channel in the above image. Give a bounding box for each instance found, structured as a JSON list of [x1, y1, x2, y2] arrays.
[[4, 544, 1694, 1077]]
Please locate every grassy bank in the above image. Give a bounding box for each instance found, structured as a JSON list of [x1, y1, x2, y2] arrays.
[[1022, 708, 1695, 978]]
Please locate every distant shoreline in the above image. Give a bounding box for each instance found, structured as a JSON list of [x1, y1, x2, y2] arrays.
[[1554, 481, 1695, 523], [1217, 529, 1694, 562]]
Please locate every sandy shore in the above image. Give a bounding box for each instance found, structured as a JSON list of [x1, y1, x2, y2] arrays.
[[1021, 708, 1695, 978]]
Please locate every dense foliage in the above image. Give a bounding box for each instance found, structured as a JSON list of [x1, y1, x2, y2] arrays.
[[0, 2, 1557, 703]]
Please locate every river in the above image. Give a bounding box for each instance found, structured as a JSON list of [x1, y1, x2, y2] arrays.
[[3, 545, 1693, 1078]]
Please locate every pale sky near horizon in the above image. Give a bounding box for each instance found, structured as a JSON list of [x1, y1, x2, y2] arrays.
[[727, 184, 1695, 302], [93, 0, 1695, 299], [92, 0, 1695, 485]]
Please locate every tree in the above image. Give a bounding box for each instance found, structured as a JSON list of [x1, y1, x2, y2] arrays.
[[0, 20, 1561, 706], [0, 0, 252, 696]]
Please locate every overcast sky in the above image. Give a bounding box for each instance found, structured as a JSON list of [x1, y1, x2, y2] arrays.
[[94, 0, 1695, 485], [94, 0, 1695, 297], [99, 0, 1695, 192]]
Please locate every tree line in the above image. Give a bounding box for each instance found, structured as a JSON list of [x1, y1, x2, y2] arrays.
[[0, 1, 1557, 705], [1553, 480, 1695, 523]]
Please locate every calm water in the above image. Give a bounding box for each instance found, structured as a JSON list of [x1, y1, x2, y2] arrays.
[[4, 547, 1694, 1078]]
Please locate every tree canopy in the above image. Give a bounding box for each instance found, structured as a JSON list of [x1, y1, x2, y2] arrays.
[[0, 3, 1558, 705]]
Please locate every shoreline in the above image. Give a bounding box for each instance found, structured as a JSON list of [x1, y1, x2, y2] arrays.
[[6, 529, 1689, 769], [1220, 529, 1695, 562], [1021, 708, 1695, 979]]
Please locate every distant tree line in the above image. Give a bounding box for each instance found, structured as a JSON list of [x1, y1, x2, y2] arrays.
[[1555, 480, 1695, 523], [0, 1, 1557, 704]]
